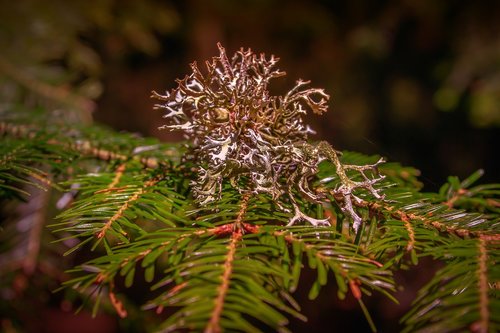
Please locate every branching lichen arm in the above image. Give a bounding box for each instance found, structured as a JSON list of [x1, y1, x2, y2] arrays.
[[314, 141, 386, 231]]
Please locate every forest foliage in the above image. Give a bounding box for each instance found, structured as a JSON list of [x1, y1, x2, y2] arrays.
[[1, 1, 499, 332], [1, 45, 499, 333]]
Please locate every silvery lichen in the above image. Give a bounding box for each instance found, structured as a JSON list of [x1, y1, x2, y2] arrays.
[[152, 44, 385, 231]]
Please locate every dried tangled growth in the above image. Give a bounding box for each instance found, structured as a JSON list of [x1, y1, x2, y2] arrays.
[[152, 43, 385, 230]]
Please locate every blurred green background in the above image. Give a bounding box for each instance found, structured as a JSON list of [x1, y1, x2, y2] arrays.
[[0, 1, 499, 332]]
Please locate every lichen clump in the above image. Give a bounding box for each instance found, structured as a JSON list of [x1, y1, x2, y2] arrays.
[[153, 44, 385, 230]]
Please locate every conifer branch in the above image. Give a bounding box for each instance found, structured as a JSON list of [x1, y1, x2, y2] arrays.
[[1, 122, 166, 169], [206, 229, 243, 333], [363, 200, 494, 239], [273, 226, 395, 303], [475, 236, 490, 333], [95, 164, 127, 194], [108, 281, 128, 319], [400, 214, 416, 251], [401, 233, 500, 332], [1, 44, 499, 333], [206, 194, 249, 333], [97, 178, 160, 239], [444, 188, 469, 209]]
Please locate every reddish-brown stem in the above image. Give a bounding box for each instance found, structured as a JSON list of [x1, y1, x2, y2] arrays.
[[97, 178, 159, 239], [205, 194, 250, 333], [471, 235, 497, 333]]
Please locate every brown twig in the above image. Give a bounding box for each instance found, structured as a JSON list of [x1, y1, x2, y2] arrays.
[[444, 188, 468, 208], [1, 122, 164, 169], [205, 229, 242, 333], [471, 235, 493, 333], [97, 178, 159, 239], [362, 200, 496, 239], [205, 194, 250, 333], [400, 214, 416, 251], [93, 164, 127, 194], [109, 288, 128, 319]]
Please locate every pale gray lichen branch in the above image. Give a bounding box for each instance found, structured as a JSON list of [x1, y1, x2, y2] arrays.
[[152, 43, 385, 231]]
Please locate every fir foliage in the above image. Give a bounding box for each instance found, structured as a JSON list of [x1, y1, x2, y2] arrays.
[[1, 45, 499, 333]]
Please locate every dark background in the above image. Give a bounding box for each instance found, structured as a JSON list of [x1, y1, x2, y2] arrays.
[[1, 0, 499, 189], [94, 0, 500, 191], [1, 0, 499, 332]]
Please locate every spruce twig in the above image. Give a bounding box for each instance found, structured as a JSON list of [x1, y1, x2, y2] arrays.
[[1, 44, 498, 333]]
